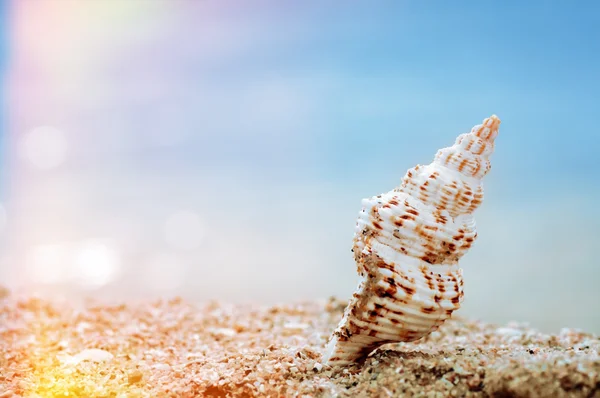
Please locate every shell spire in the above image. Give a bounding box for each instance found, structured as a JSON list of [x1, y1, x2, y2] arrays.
[[323, 115, 501, 367]]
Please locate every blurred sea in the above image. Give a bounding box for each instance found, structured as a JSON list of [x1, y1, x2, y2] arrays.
[[1, 1, 599, 333]]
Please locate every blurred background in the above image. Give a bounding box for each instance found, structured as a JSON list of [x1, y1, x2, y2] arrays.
[[0, 1, 598, 333]]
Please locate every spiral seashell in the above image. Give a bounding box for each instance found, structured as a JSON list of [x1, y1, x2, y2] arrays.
[[323, 115, 501, 367]]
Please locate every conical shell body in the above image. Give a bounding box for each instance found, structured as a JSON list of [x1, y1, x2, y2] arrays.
[[323, 115, 501, 367]]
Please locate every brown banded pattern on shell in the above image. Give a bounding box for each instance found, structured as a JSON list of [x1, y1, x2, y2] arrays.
[[323, 115, 500, 367]]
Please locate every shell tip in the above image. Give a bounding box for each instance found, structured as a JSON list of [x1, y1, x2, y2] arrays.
[[474, 114, 501, 141]]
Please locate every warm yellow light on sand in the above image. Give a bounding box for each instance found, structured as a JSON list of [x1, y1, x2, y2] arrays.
[[20, 126, 68, 170], [26, 353, 130, 398]]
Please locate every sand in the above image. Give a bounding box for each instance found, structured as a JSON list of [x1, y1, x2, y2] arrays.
[[0, 289, 598, 398]]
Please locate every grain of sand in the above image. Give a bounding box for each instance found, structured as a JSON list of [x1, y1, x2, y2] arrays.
[[0, 289, 598, 397]]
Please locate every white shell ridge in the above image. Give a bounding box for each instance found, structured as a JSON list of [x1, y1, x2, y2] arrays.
[[323, 115, 501, 367]]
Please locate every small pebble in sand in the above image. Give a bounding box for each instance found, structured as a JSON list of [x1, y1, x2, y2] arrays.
[[73, 348, 114, 363], [127, 370, 144, 385]]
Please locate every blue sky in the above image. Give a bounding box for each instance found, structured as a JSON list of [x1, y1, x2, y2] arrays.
[[70, 1, 599, 193], [6, 1, 599, 188]]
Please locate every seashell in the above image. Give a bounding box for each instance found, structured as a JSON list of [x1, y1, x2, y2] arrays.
[[323, 115, 501, 367]]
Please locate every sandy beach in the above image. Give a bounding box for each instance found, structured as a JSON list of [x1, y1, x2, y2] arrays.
[[0, 289, 598, 397]]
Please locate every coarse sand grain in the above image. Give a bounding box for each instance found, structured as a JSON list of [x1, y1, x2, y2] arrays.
[[0, 289, 598, 397]]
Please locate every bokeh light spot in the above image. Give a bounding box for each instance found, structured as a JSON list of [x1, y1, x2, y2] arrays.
[[164, 211, 205, 251], [20, 126, 68, 169], [71, 240, 120, 289]]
